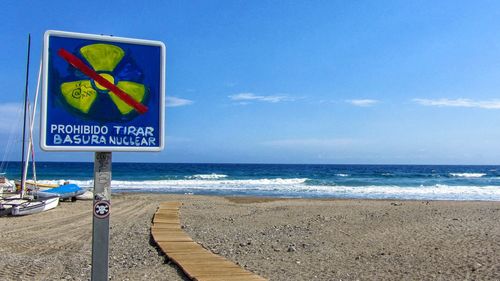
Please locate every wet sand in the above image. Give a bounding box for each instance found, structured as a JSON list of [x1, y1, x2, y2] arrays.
[[0, 193, 499, 280]]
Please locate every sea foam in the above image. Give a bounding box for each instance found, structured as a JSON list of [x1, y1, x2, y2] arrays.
[[39, 177, 500, 201], [449, 173, 486, 178], [43, 178, 308, 189], [186, 173, 228, 180]]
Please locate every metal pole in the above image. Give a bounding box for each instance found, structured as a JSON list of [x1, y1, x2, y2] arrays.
[[91, 152, 112, 281], [20, 34, 31, 197]]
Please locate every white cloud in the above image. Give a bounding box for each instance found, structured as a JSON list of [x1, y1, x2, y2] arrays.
[[166, 96, 193, 107], [346, 99, 379, 107], [229, 93, 292, 103], [413, 98, 500, 109]]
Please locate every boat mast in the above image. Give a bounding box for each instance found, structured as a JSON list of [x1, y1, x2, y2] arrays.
[[20, 34, 31, 198]]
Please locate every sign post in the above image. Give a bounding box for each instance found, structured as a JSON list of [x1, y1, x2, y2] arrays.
[[41, 30, 166, 281], [92, 152, 112, 281]]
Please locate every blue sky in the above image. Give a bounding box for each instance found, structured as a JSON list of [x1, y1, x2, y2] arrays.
[[1, 0, 500, 164]]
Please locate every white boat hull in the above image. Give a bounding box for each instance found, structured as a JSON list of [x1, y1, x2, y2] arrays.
[[0, 195, 26, 216], [76, 190, 93, 200], [11, 196, 59, 216]]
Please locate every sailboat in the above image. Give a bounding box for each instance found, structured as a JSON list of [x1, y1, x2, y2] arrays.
[[10, 112, 60, 215], [0, 35, 60, 216]]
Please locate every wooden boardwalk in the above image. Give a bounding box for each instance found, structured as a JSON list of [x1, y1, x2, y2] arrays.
[[151, 202, 267, 281]]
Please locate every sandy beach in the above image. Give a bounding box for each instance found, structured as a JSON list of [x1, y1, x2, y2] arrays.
[[0, 193, 499, 280]]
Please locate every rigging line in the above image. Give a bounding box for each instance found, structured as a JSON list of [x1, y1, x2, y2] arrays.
[[0, 105, 23, 173], [21, 60, 42, 195], [28, 60, 42, 189], [25, 100, 37, 189]]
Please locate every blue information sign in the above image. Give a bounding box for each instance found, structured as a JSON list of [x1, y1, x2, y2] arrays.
[[41, 30, 165, 152]]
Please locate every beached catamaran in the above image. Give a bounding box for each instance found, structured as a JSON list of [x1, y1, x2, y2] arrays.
[[0, 35, 60, 216]]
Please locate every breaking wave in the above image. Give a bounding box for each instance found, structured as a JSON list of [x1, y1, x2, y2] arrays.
[[449, 173, 486, 178], [186, 173, 228, 180], [37, 177, 500, 201]]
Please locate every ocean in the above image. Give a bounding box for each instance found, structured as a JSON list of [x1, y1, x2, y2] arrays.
[[1, 162, 500, 201]]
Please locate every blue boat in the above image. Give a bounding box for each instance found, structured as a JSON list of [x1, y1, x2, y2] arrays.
[[37, 184, 86, 200]]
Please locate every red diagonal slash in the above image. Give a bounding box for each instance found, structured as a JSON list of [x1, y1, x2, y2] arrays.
[[57, 48, 148, 114]]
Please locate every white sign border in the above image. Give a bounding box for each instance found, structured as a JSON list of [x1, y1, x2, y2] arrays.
[[40, 30, 166, 152]]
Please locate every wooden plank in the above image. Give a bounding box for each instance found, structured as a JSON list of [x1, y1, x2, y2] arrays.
[[159, 247, 210, 255], [181, 264, 244, 271], [195, 277, 267, 281], [153, 218, 181, 221], [156, 241, 204, 249], [155, 213, 179, 217], [158, 204, 182, 210], [151, 202, 267, 281], [152, 228, 185, 231], [190, 272, 258, 279], [155, 210, 179, 215], [175, 260, 236, 266], [153, 233, 191, 239], [201, 276, 267, 280], [152, 225, 181, 230], [162, 246, 209, 253], [154, 213, 180, 218], [158, 206, 181, 210], [154, 219, 181, 224], [172, 254, 231, 262], [189, 270, 256, 278], [151, 229, 188, 235], [168, 252, 223, 259], [154, 220, 181, 225], [159, 202, 182, 207], [152, 220, 181, 224], [154, 216, 180, 221], [154, 236, 193, 242]]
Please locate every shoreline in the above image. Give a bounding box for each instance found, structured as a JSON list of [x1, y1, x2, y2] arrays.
[[122, 191, 500, 203], [224, 196, 500, 203], [0, 193, 499, 280]]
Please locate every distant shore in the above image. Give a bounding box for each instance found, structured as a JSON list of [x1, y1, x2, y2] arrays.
[[0, 193, 499, 280]]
